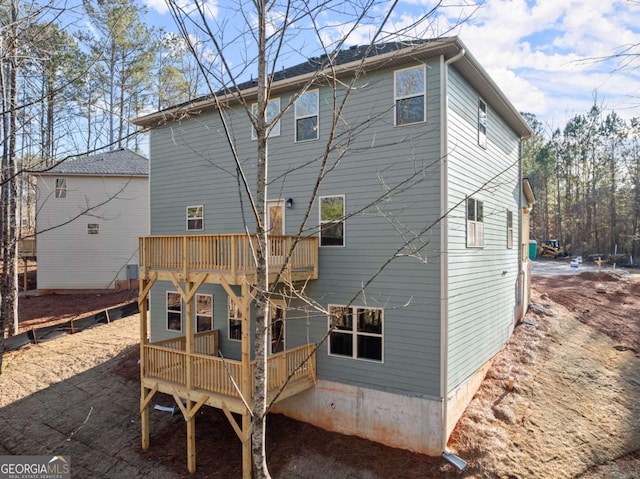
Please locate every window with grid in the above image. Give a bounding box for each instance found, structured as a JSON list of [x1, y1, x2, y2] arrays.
[[186, 205, 203, 231], [328, 305, 383, 362]]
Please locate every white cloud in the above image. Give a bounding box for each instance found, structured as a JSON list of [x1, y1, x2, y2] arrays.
[[143, 0, 218, 19]]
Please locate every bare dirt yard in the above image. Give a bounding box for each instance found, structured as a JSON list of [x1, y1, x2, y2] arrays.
[[1, 270, 639, 478]]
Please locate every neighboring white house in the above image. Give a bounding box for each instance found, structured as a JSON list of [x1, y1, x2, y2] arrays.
[[35, 149, 149, 293]]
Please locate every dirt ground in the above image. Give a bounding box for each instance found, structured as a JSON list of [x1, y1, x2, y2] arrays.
[[1, 271, 639, 478]]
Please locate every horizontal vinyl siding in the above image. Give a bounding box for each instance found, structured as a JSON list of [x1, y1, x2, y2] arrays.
[[446, 66, 520, 392], [148, 59, 444, 398], [36, 175, 148, 289]]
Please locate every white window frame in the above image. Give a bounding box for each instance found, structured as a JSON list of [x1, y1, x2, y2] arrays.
[[327, 305, 384, 363], [251, 98, 281, 140], [507, 209, 514, 249], [195, 293, 214, 332], [228, 297, 243, 341], [166, 291, 182, 332], [295, 89, 319, 142], [394, 65, 426, 126], [467, 197, 484, 248], [478, 98, 487, 148], [186, 205, 204, 231], [87, 223, 99, 235], [319, 194, 345, 247], [55, 178, 67, 199]]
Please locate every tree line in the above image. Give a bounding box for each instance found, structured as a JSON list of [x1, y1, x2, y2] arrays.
[[523, 106, 640, 263]]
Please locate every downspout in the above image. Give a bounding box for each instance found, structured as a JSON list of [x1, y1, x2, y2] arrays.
[[439, 47, 465, 454]]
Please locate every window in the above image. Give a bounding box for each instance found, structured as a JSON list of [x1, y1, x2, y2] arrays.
[[295, 90, 319, 141], [394, 65, 426, 126], [319, 195, 345, 247], [187, 205, 203, 231], [467, 197, 484, 247], [478, 98, 487, 148], [251, 98, 281, 139], [167, 291, 182, 332], [87, 223, 99, 235], [228, 297, 243, 341], [196, 294, 213, 332], [328, 305, 383, 362], [55, 178, 67, 198], [506, 210, 513, 249]]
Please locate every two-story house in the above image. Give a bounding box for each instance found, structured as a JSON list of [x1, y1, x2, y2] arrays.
[[133, 36, 532, 475]]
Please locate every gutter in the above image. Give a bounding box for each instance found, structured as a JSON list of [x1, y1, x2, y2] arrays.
[[439, 46, 465, 453]]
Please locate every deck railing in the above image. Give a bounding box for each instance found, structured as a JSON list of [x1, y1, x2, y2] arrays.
[[139, 234, 318, 279], [143, 340, 316, 400]]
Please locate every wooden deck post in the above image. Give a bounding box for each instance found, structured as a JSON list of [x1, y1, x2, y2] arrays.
[[139, 275, 150, 450], [241, 281, 252, 479], [184, 281, 196, 473]]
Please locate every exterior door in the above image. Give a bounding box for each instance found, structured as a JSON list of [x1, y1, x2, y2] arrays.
[[266, 199, 285, 235], [268, 302, 285, 354]]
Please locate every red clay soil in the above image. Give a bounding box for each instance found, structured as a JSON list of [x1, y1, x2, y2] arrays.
[[534, 271, 640, 353]]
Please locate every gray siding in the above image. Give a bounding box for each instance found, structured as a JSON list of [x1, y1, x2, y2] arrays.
[[148, 58, 444, 398], [445, 66, 521, 392]]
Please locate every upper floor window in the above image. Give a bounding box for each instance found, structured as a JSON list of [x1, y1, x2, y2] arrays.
[[196, 293, 213, 332], [328, 305, 383, 362], [319, 195, 345, 247], [478, 98, 487, 148], [55, 178, 67, 198], [251, 98, 281, 139], [506, 210, 513, 249], [187, 205, 203, 231], [228, 297, 242, 341], [167, 291, 182, 332], [295, 89, 319, 142], [394, 65, 426, 126], [467, 197, 484, 248], [87, 223, 99, 235]]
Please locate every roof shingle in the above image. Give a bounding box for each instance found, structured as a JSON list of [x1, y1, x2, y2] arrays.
[[41, 149, 149, 176]]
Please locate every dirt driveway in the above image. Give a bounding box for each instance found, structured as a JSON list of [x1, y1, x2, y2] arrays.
[[1, 273, 639, 478]]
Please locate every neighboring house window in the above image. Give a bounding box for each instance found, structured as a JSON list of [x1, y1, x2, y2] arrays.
[[196, 294, 213, 332], [394, 65, 426, 126], [328, 305, 383, 362], [478, 98, 487, 148], [507, 210, 514, 249], [251, 98, 281, 139], [167, 291, 182, 332], [87, 223, 99, 235], [187, 205, 203, 231], [319, 195, 345, 247], [228, 297, 242, 341], [295, 89, 319, 141], [467, 197, 484, 247], [55, 178, 67, 198]]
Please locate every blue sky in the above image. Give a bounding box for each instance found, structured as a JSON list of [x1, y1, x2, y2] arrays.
[[140, 0, 640, 134]]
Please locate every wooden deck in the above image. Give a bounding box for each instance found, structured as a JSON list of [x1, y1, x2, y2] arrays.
[[139, 234, 318, 285], [142, 331, 316, 414]]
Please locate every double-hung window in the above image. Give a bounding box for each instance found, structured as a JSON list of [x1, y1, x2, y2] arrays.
[[196, 294, 213, 332], [167, 291, 182, 332], [478, 98, 487, 148], [506, 210, 513, 249], [55, 178, 67, 198], [467, 197, 484, 247], [394, 65, 426, 126], [251, 98, 281, 139], [186, 205, 203, 231], [228, 297, 242, 341], [328, 305, 383, 362], [295, 89, 319, 141], [319, 195, 345, 246]]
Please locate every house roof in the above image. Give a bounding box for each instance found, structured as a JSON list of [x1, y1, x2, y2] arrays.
[[133, 36, 532, 139], [39, 149, 149, 177]]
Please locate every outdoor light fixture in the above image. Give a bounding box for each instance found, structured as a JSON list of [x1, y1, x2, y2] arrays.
[[286, 198, 293, 208]]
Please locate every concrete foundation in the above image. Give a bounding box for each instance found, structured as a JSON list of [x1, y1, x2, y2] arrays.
[[271, 379, 444, 455]]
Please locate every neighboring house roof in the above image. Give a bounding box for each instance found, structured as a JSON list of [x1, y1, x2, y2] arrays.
[[133, 36, 532, 139], [39, 148, 149, 177]]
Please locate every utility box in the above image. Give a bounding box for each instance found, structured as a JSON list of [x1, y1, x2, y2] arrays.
[[528, 240, 537, 260], [126, 264, 139, 280]]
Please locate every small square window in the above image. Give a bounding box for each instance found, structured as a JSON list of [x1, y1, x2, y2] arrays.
[[319, 195, 345, 247], [55, 178, 67, 198], [187, 205, 203, 231], [87, 223, 99, 235]]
